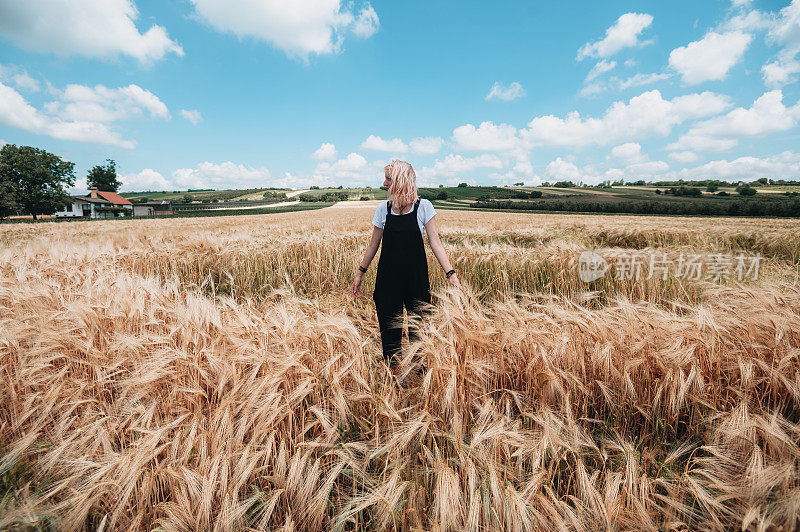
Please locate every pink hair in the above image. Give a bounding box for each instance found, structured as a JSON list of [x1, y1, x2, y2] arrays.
[[385, 160, 419, 210]]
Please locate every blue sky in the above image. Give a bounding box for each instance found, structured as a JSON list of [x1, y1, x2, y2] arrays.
[[1, 0, 800, 192]]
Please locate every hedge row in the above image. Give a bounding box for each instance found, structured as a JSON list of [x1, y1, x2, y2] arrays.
[[470, 198, 800, 217]]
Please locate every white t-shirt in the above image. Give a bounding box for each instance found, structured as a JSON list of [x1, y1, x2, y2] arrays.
[[372, 199, 437, 236]]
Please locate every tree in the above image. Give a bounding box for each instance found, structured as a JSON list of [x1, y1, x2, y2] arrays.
[[183, 194, 194, 203], [87, 159, 121, 192], [0, 180, 19, 219], [457, 182, 468, 188], [706, 183, 719, 192], [736, 184, 757, 196], [0, 144, 74, 219]]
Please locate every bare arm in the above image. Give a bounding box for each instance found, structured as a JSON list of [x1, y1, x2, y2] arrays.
[[424, 215, 462, 289], [351, 226, 383, 297]]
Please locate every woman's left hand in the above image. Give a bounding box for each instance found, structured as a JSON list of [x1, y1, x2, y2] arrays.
[[447, 273, 462, 290]]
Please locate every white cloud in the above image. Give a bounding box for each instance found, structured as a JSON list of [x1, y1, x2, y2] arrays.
[[625, 160, 669, 176], [409, 136, 443, 155], [668, 151, 700, 163], [545, 157, 581, 180], [671, 151, 800, 180], [190, 0, 379, 59], [313, 152, 384, 185], [44, 84, 170, 123], [180, 109, 203, 125], [0, 0, 183, 63], [523, 90, 732, 147], [0, 64, 40, 92], [452, 121, 522, 152], [762, 51, 800, 87], [581, 71, 671, 96], [311, 142, 337, 161], [360, 134, 409, 153], [610, 142, 647, 164], [668, 90, 800, 151], [619, 72, 672, 89], [0, 82, 136, 148], [119, 169, 173, 191], [577, 13, 654, 59], [418, 154, 503, 184], [172, 161, 272, 189], [761, 0, 800, 87], [352, 5, 379, 38], [668, 31, 752, 84], [585, 60, 616, 82], [453, 90, 731, 158], [485, 81, 525, 101]]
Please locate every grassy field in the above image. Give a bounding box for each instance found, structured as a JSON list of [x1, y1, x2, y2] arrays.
[[2, 206, 800, 530]]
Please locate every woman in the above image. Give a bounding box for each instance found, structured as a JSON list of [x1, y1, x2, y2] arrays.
[[351, 160, 462, 365]]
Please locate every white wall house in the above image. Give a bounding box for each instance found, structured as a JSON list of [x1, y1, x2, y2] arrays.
[[56, 187, 134, 219]]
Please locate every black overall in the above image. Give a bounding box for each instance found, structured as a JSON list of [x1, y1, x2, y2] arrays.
[[373, 198, 432, 364]]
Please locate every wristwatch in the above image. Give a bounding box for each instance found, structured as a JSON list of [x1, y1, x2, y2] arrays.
[[445, 269, 456, 278]]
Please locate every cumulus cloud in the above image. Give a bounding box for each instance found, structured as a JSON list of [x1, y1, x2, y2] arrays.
[[418, 154, 503, 185], [485, 81, 525, 101], [190, 0, 379, 59], [119, 169, 173, 191], [452, 122, 522, 152], [523, 90, 732, 147], [668, 31, 752, 84], [610, 142, 647, 164], [453, 90, 731, 157], [671, 151, 800, 180], [0, 64, 40, 92], [0, 0, 183, 63], [44, 84, 170, 123], [172, 161, 272, 189], [761, 0, 800, 87], [311, 142, 337, 161], [668, 151, 700, 163], [0, 82, 137, 148], [668, 90, 800, 151], [360, 135, 408, 153], [313, 152, 384, 185], [577, 13, 654, 60], [545, 157, 581, 180], [409, 136, 443, 155], [180, 109, 203, 125], [585, 60, 616, 82]]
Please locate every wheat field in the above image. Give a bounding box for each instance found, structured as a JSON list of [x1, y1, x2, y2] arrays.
[[2, 205, 800, 531]]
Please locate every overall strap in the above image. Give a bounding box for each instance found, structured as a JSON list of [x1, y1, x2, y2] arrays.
[[385, 200, 392, 223]]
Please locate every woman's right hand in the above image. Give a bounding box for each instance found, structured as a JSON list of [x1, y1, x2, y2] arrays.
[[351, 272, 363, 297]]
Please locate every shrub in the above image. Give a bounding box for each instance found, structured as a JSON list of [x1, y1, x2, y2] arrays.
[[529, 190, 543, 198]]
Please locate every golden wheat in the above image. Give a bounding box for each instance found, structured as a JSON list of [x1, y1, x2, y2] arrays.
[[1, 206, 799, 530]]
